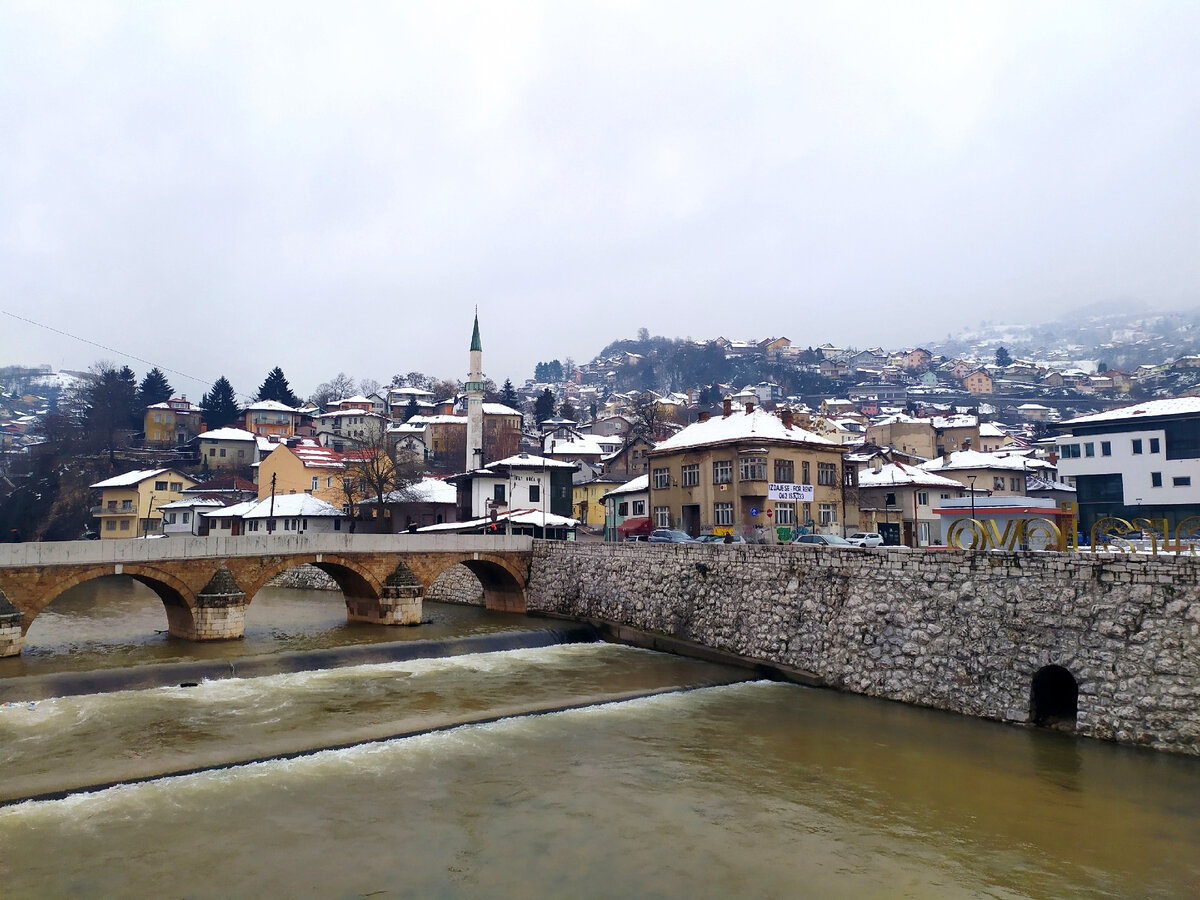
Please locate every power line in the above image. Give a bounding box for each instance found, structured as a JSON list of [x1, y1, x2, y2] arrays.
[[1, 308, 216, 391]]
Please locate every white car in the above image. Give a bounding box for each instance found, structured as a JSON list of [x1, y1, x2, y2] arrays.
[[845, 532, 883, 548]]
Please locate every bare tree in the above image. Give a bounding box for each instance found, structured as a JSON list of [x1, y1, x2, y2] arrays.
[[631, 391, 673, 440], [309, 373, 358, 410], [341, 420, 426, 533]]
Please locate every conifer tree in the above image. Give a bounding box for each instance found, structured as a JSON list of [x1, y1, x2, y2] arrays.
[[137, 368, 174, 409], [500, 379, 520, 410], [201, 376, 242, 430], [255, 366, 301, 407], [534, 387, 556, 424]]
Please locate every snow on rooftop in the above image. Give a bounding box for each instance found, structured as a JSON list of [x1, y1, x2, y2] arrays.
[[653, 407, 836, 453], [244, 400, 298, 412], [1061, 396, 1200, 426], [198, 427, 257, 441], [604, 474, 649, 497], [919, 449, 1038, 473], [90, 468, 171, 489], [482, 403, 521, 416], [489, 453, 576, 469], [858, 462, 964, 489]]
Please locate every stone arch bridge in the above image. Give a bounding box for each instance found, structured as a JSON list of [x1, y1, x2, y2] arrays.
[[0, 534, 534, 657]]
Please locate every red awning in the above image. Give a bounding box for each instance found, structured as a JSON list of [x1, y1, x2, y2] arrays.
[[617, 516, 652, 536]]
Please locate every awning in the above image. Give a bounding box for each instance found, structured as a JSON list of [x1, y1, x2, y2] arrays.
[[617, 516, 652, 536]]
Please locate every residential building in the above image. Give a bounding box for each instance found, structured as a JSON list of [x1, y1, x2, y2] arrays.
[[448, 452, 576, 522], [601, 434, 654, 479], [204, 493, 348, 537], [647, 402, 846, 540], [143, 398, 205, 447], [573, 473, 627, 530], [962, 369, 994, 395], [602, 474, 650, 541], [1053, 397, 1200, 534], [355, 477, 458, 533], [90, 468, 196, 538], [854, 461, 966, 547], [919, 449, 1043, 498], [243, 401, 300, 439], [866, 414, 980, 460], [256, 441, 347, 506], [197, 427, 260, 471]]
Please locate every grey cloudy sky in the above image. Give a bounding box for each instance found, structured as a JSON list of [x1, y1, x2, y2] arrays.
[[2, 1, 1198, 400]]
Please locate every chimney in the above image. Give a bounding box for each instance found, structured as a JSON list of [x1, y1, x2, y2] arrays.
[[723, 395, 732, 418], [746, 400, 755, 414], [780, 407, 794, 429], [698, 410, 710, 423]]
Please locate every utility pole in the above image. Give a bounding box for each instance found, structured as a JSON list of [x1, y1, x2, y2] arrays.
[[268, 472, 276, 533]]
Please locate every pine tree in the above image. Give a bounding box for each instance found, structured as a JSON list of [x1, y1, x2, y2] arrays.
[[404, 397, 420, 421], [137, 368, 174, 410], [256, 367, 301, 407], [201, 376, 242, 430], [84, 365, 139, 460], [994, 346, 1012, 367], [534, 387, 556, 424], [500, 379, 520, 410]]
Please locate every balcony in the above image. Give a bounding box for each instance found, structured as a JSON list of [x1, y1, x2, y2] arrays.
[[737, 480, 768, 498]]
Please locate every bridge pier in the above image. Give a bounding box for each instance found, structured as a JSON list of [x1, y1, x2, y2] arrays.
[[0, 611, 22, 658], [346, 566, 423, 626], [168, 567, 248, 642]]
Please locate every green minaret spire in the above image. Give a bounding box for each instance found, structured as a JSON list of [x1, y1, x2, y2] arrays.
[[470, 309, 482, 352]]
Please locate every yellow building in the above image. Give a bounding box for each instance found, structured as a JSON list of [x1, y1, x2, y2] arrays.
[[647, 403, 847, 539], [256, 443, 347, 505], [90, 468, 196, 538], [572, 475, 626, 529], [143, 398, 205, 447]]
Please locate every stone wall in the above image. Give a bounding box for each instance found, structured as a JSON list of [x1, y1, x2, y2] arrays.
[[264, 563, 485, 606], [526, 542, 1200, 755]]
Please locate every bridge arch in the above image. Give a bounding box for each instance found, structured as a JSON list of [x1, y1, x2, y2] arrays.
[[423, 554, 527, 613], [14, 564, 197, 634], [234, 554, 384, 605]]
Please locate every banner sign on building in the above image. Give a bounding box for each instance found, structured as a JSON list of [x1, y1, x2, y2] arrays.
[[768, 483, 814, 502]]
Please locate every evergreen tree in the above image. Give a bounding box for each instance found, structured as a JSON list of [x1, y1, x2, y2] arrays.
[[500, 378, 520, 409], [84, 365, 139, 460], [256, 366, 301, 407], [559, 399, 577, 422], [201, 376, 242, 430], [995, 346, 1012, 367], [137, 368, 174, 410], [534, 387, 556, 424], [404, 397, 420, 421]]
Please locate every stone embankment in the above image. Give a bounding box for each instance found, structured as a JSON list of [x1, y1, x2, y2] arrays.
[[526, 542, 1200, 755], [267, 563, 484, 605]]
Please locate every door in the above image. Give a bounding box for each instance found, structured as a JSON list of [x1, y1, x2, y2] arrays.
[[682, 505, 701, 537], [878, 522, 901, 546]]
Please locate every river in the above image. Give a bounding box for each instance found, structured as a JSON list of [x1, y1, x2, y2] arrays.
[[1, 575, 1198, 898]]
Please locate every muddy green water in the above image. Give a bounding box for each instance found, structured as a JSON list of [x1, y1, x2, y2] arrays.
[[0, 577, 1197, 898]]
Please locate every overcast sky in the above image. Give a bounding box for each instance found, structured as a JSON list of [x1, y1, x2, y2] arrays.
[[2, 1, 1198, 401]]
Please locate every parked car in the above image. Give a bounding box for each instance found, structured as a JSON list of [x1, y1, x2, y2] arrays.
[[695, 533, 747, 544], [648, 529, 696, 543], [845, 532, 883, 548], [624, 534, 648, 542], [792, 533, 853, 547]]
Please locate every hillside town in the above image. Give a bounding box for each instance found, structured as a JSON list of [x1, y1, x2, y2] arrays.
[[2, 308, 1199, 548]]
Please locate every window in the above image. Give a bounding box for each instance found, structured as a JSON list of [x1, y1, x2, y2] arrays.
[[1132, 439, 1143, 455], [818, 503, 837, 526], [1151, 472, 1162, 488], [529, 485, 540, 503], [774, 459, 794, 483], [653, 505, 671, 527], [774, 502, 795, 525], [1174, 476, 1191, 487], [164, 512, 176, 524], [311, 476, 319, 491], [105, 520, 115, 531], [632, 500, 646, 516], [713, 502, 734, 526], [681, 463, 699, 487], [494, 484, 506, 503], [326, 477, 333, 489], [119, 520, 130, 531], [170, 482, 182, 491], [916, 492, 929, 506], [1101, 441, 1111, 456], [182, 512, 190, 524], [713, 460, 732, 484], [817, 462, 838, 485], [802, 461, 811, 484], [155, 481, 168, 490], [993, 477, 1005, 491], [1084, 443, 1094, 457], [334, 519, 341, 531], [247, 521, 259, 532], [122, 500, 133, 510], [1059, 444, 1080, 459], [653, 467, 671, 490], [1010, 478, 1020, 492], [219, 449, 226, 458], [238, 449, 245, 458], [1150, 437, 1161, 454], [939, 492, 950, 500], [617, 501, 629, 516], [739, 457, 767, 480], [802, 502, 811, 525], [209, 449, 216, 457]]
